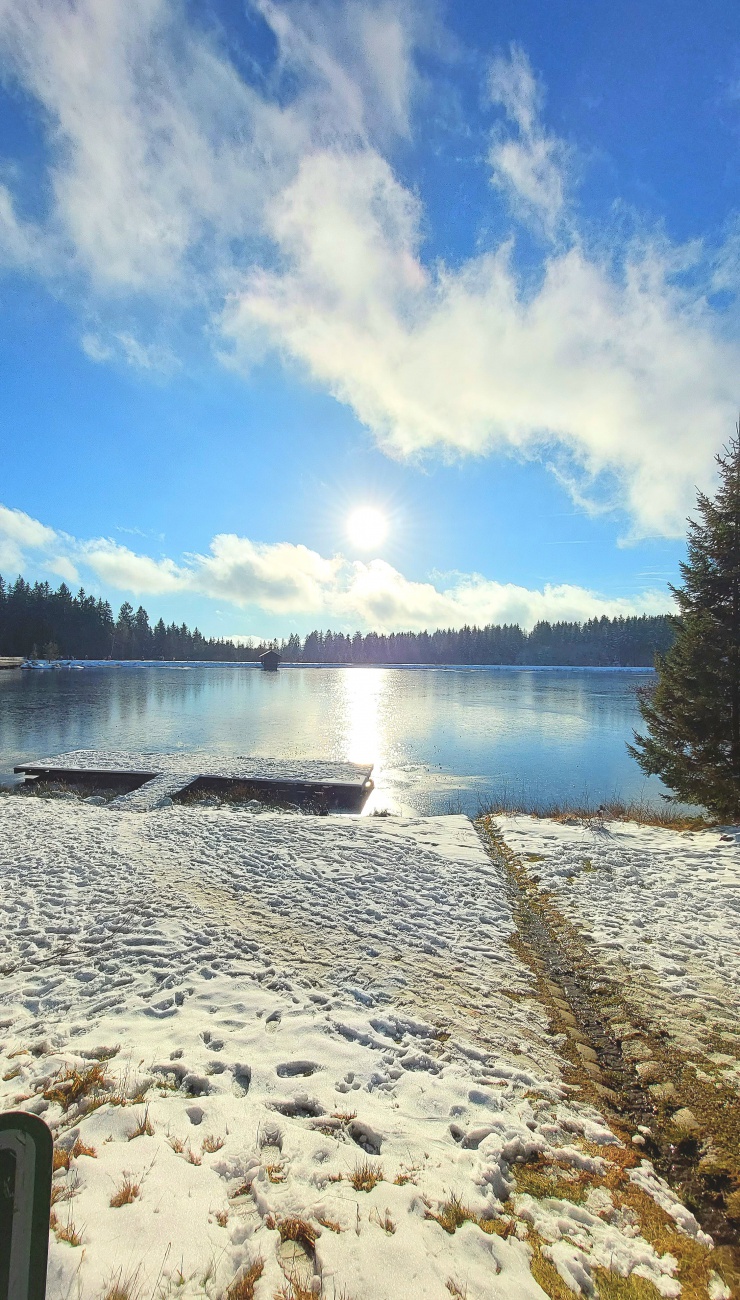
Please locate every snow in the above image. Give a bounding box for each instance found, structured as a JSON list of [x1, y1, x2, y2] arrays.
[[0, 796, 727, 1298], [495, 815, 740, 1091]]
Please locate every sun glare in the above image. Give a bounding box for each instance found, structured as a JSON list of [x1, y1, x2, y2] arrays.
[[346, 506, 388, 551]]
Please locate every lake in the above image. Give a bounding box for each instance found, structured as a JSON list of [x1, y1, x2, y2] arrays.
[[0, 662, 671, 814]]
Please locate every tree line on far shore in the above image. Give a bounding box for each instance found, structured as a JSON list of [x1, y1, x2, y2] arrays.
[[0, 573, 673, 665]]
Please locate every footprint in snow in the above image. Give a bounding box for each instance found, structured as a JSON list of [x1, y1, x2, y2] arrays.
[[200, 1029, 224, 1051], [231, 1063, 252, 1096], [276, 1060, 319, 1078]]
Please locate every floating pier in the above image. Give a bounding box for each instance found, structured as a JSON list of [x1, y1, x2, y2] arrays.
[[14, 749, 374, 812]]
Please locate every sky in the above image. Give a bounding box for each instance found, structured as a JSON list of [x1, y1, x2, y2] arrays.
[[0, 0, 739, 640]]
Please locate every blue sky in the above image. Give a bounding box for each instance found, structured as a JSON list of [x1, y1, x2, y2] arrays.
[[0, 0, 738, 640]]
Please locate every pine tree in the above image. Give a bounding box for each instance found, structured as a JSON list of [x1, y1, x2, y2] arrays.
[[630, 431, 740, 818]]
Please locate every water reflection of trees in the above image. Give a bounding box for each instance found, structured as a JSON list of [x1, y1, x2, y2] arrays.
[[0, 666, 660, 810]]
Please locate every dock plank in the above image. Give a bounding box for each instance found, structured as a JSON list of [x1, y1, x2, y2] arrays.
[[14, 749, 374, 812]]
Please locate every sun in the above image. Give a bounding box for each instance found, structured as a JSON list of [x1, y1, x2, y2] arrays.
[[346, 506, 388, 550]]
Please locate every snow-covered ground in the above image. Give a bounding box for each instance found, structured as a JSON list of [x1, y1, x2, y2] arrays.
[[496, 815, 740, 1094], [0, 796, 730, 1299]]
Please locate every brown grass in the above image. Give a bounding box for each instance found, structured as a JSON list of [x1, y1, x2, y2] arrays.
[[53, 1146, 70, 1172], [222, 1258, 264, 1300], [276, 1216, 318, 1248], [349, 1159, 383, 1192], [109, 1178, 140, 1208], [202, 1133, 225, 1153], [215, 1209, 229, 1228], [425, 1193, 475, 1234], [127, 1108, 154, 1140], [446, 1282, 467, 1300], [393, 1162, 422, 1186], [316, 1215, 341, 1233], [49, 1209, 83, 1246], [513, 1162, 590, 1204], [478, 800, 712, 832], [265, 1162, 286, 1183], [50, 1179, 79, 1206], [369, 1206, 395, 1234], [593, 1272, 667, 1299], [185, 1147, 202, 1165], [44, 1062, 110, 1110], [2, 1065, 21, 1081], [168, 1135, 185, 1153], [98, 1268, 142, 1300]]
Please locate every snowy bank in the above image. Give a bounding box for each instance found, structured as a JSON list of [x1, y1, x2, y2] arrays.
[[0, 797, 730, 1299]]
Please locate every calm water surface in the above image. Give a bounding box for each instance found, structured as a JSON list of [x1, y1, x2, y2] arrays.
[[0, 663, 667, 815]]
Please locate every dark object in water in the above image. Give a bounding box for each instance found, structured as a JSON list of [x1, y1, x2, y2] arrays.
[[259, 650, 281, 672]]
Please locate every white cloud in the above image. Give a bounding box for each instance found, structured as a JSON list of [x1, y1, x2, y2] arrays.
[[82, 330, 179, 373], [224, 146, 736, 537], [0, 504, 57, 548], [488, 44, 569, 233], [0, 0, 417, 293], [78, 540, 185, 595], [0, 6, 737, 537], [0, 500, 673, 632], [0, 182, 42, 268], [192, 533, 343, 610]]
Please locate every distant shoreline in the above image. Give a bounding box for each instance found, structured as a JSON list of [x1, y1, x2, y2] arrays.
[[7, 658, 657, 671]]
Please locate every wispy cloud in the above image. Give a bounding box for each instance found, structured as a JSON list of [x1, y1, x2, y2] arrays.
[[487, 43, 570, 234], [0, 3, 737, 535], [0, 501, 674, 632], [81, 331, 179, 373]]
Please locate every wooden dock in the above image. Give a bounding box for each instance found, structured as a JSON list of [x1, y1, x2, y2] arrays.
[[14, 749, 374, 812], [0, 657, 24, 670]]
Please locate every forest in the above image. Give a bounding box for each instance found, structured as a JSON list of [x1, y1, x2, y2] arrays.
[[0, 574, 675, 666]]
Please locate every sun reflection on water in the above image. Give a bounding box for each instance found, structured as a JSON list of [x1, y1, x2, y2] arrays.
[[340, 667, 393, 810]]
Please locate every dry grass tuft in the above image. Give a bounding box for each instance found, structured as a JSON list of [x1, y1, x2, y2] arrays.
[[98, 1267, 142, 1300], [592, 1271, 668, 1299], [127, 1107, 154, 1140], [273, 1286, 320, 1300], [44, 1062, 110, 1110], [425, 1193, 475, 1235], [109, 1178, 140, 1208], [265, 1162, 286, 1183], [2, 1065, 21, 1081], [446, 1282, 467, 1300], [202, 1133, 225, 1153], [49, 1209, 83, 1246], [369, 1206, 395, 1234], [53, 1146, 70, 1172], [168, 1135, 185, 1153], [185, 1147, 202, 1165], [276, 1216, 319, 1248], [513, 1163, 590, 1204], [478, 800, 712, 832], [222, 1258, 264, 1300], [72, 1138, 97, 1159], [215, 1209, 229, 1228], [316, 1215, 341, 1233], [393, 1161, 422, 1186], [349, 1159, 383, 1192]]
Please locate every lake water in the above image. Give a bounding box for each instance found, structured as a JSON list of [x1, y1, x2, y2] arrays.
[[0, 662, 671, 815]]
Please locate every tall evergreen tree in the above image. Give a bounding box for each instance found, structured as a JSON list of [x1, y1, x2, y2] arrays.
[[630, 432, 740, 818]]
